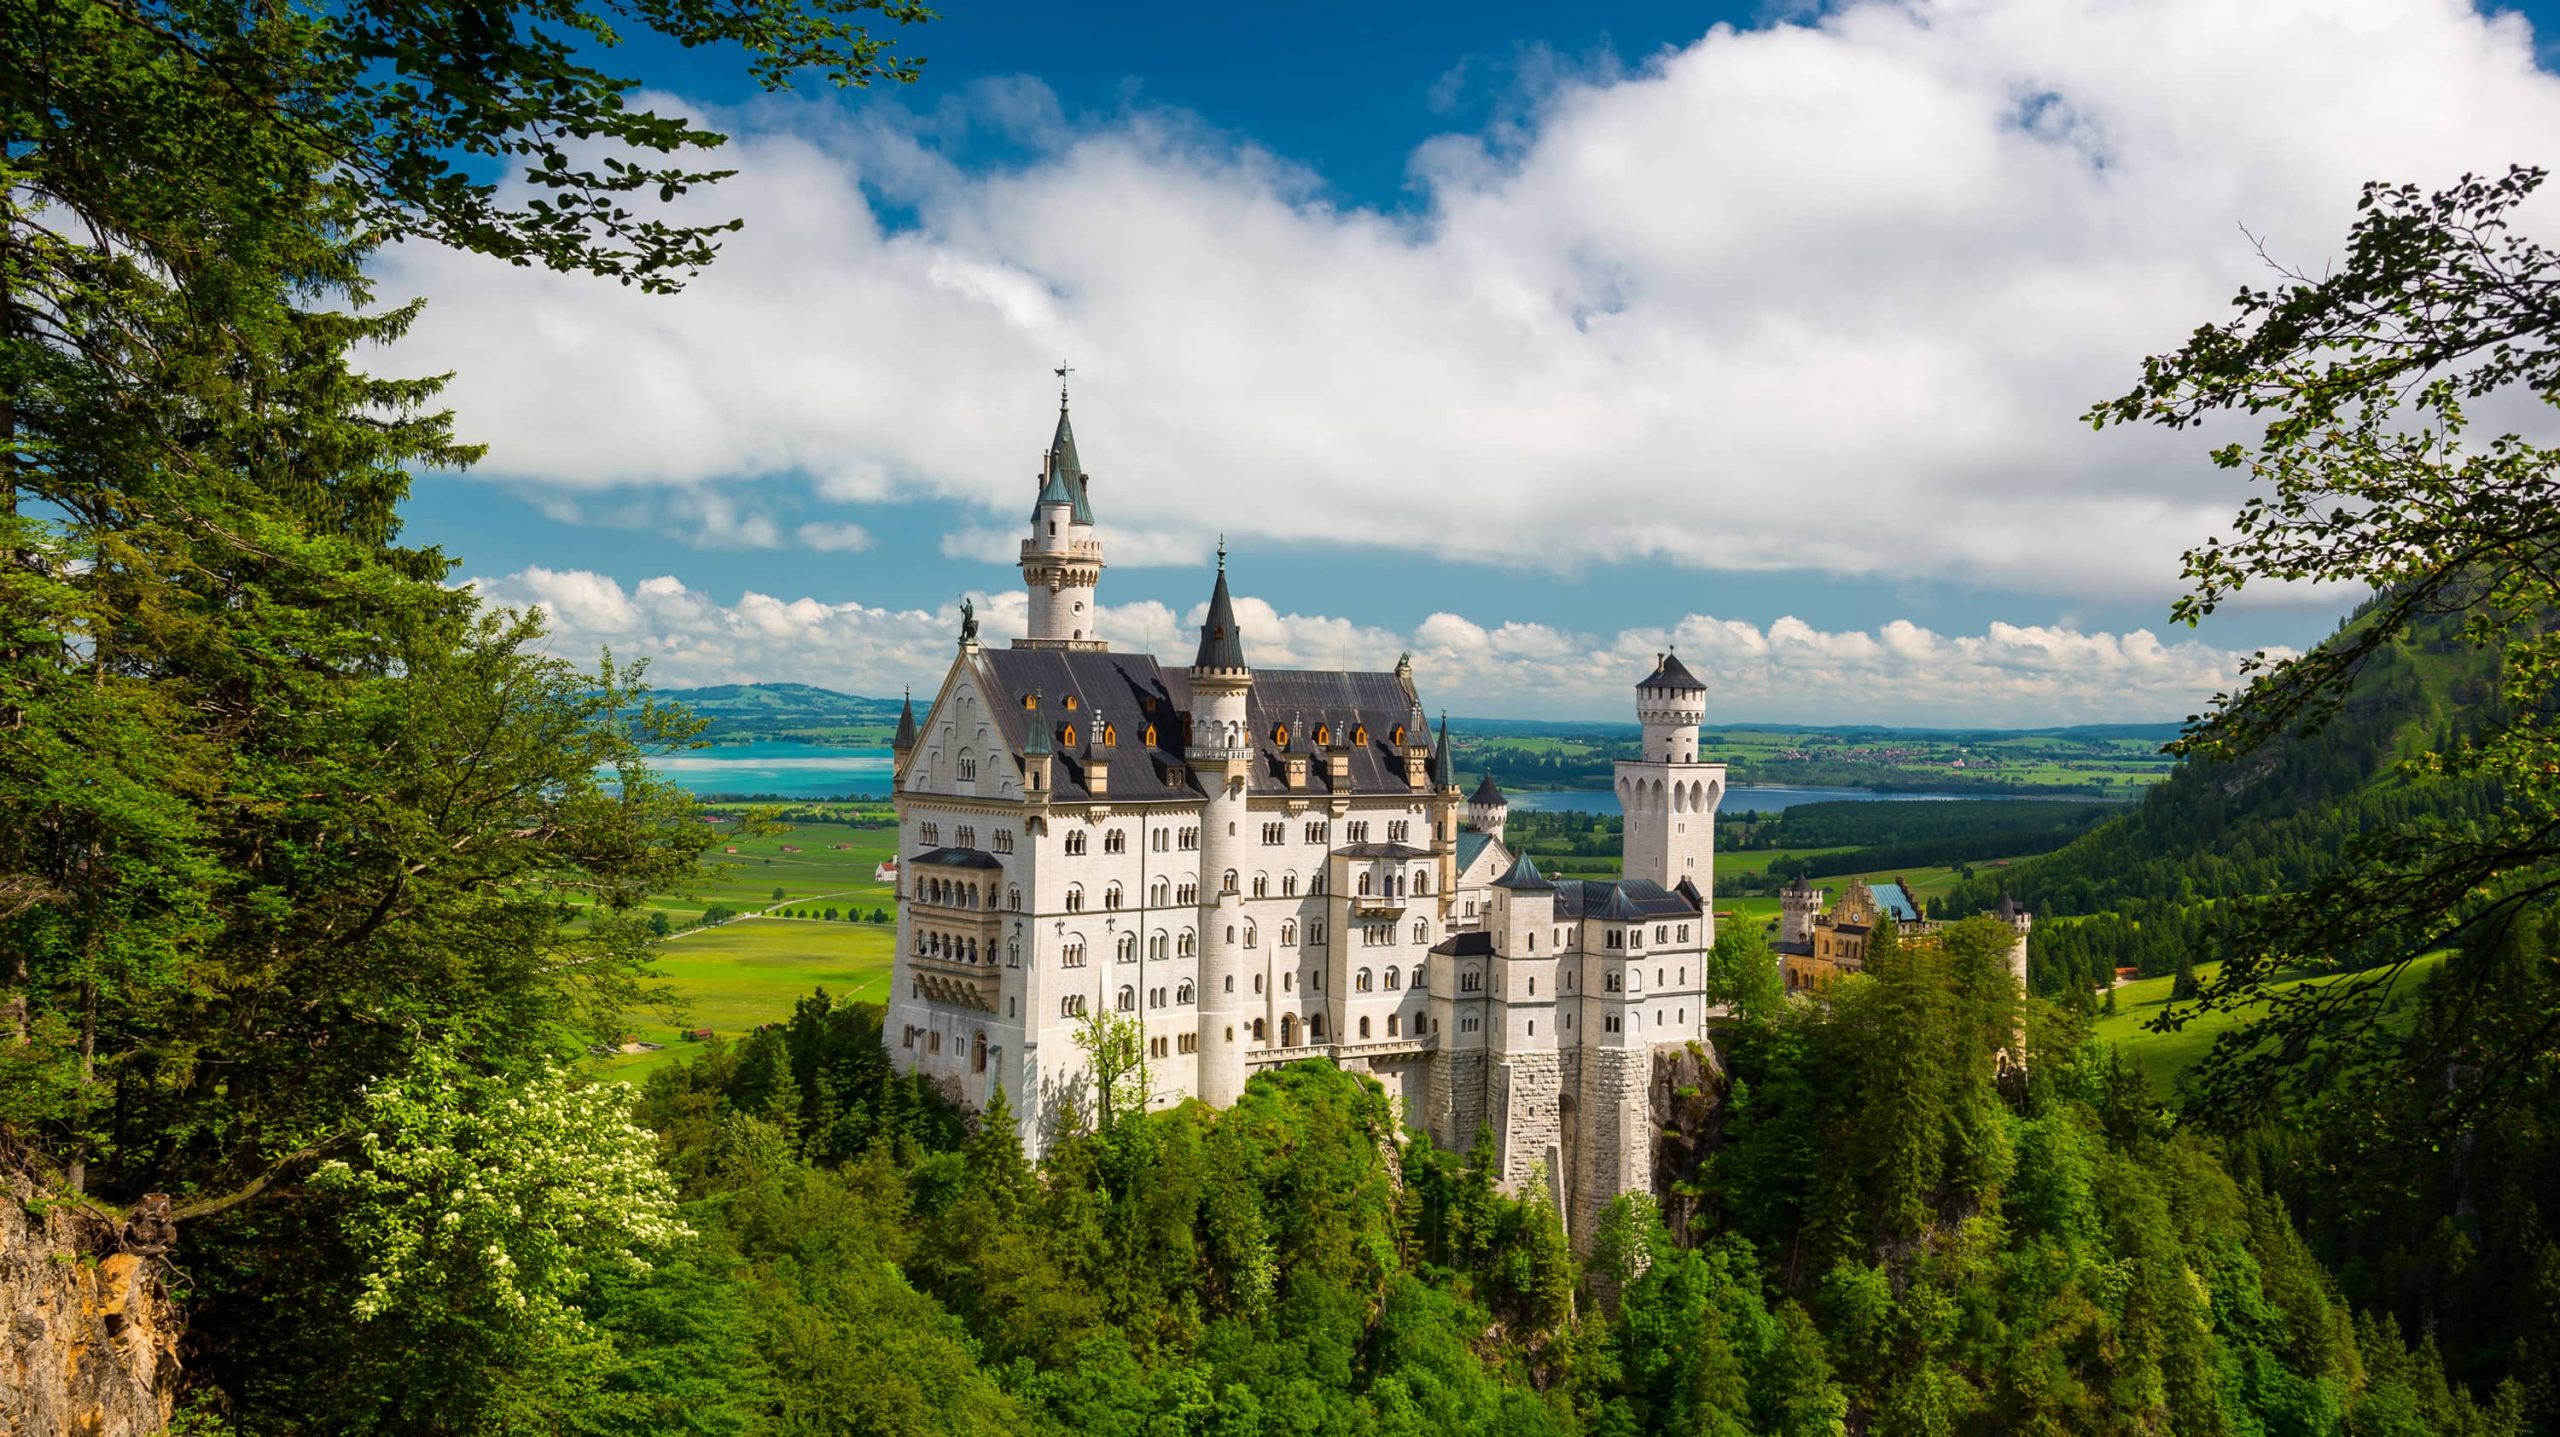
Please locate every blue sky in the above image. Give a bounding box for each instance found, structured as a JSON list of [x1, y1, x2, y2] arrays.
[[390, 0, 2560, 722]]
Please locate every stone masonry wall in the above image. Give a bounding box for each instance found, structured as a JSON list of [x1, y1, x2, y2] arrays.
[[1572, 1045, 1656, 1245], [1490, 1051, 1563, 1196]]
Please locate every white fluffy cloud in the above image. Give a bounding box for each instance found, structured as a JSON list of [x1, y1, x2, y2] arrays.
[[468, 568, 2273, 725], [383, 0, 2560, 598]]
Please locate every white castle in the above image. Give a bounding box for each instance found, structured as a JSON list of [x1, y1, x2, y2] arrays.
[[885, 392, 1728, 1237]]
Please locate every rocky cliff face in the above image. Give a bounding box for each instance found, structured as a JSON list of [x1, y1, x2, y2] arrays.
[[1649, 1040, 1727, 1245], [0, 1143, 179, 1437]]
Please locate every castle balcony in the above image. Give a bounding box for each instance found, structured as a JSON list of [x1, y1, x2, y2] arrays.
[[907, 953, 1001, 1012], [1021, 537, 1106, 564], [1350, 897, 1407, 920]]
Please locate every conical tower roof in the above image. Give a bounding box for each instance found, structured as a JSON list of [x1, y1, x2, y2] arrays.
[[1031, 401, 1095, 524], [892, 687, 918, 752], [1432, 712, 1454, 787], [1194, 544, 1246, 671], [1492, 850, 1553, 891], [1470, 772, 1505, 807], [1637, 649, 1706, 693]]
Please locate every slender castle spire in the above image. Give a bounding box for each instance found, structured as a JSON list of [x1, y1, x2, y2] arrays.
[[1019, 372, 1106, 649], [1194, 538, 1245, 671]]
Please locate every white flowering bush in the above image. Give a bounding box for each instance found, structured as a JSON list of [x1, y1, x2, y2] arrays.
[[315, 1046, 691, 1343]]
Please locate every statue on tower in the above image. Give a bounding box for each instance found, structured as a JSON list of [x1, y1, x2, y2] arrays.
[[958, 597, 978, 644]]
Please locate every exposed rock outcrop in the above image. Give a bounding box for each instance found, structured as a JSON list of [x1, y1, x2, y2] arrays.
[[1649, 1039, 1728, 1245], [0, 1141, 179, 1437]]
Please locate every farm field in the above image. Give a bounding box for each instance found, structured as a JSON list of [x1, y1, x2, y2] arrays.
[[2092, 953, 2448, 1093], [594, 813, 907, 1082], [599, 918, 899, 1083]]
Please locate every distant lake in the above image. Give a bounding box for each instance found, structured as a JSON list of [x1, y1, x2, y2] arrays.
[[645, 742, 895, 800], [1506, 784, 1985, 816], [643, 749, 2001, 812]]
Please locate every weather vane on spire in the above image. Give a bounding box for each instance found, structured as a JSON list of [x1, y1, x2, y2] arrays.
[[1216, 534, 1226, 571], [1054, 360, 1074, 406]]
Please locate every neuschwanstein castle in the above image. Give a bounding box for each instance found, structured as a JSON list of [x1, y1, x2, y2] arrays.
[[885, 392, 1734, 1238]]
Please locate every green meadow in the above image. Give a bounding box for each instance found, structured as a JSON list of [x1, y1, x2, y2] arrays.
[[2091, 953, 2448, 1093], [599, 813, 907, 1081]]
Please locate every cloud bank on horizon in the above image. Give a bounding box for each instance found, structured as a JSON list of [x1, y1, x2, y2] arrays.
[[391, 0, 2559, 721], [474, 566, 2277, 726]]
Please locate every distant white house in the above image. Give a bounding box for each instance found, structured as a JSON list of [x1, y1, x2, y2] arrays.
[[874, 858, 899, 883]]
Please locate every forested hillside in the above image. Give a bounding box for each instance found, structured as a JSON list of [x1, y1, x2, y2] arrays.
[[1947, 602, 2501, 991]]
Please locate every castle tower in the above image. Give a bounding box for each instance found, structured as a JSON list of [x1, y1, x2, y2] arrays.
[[1190, 547, 1255, 1106], [890, 687, 918, 783], [1469, 773, 1509, 843], [1017, 381, 1108, 651], [1485, 852, 1564, 1198], [1615, 651, 1725, 898], [1995, 895, 2033, 1069], [1433, 713, 1462, 917], [1780, 873, 1820, 947]]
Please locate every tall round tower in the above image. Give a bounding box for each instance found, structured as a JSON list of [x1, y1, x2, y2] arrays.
[[1637, 650, 1707, 763], [1018, 382, 1107, 650], [1190, 547, 1256, 1106], [1615, 649, 1724, 893]]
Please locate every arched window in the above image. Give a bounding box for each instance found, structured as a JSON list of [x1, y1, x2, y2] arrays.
[[1116, 985, 1135, 1012], [1008, 885, 1022, 910], [971, 1032, 987, 1074], [1116, 933, 1136, 963], [1280, 920, 1297, 946], [1105, 883, 1123, 910], [1280, 1014, 1297, 1046], [1065, 831, 1087, 855], [1358, 872, 1373, 896], [1253, 973, 1264, 994], [1179, 930, 1197, 957], [1221, 869, 1239, 894], [1387, 1014, 1400, 1037], [1065, 885, 1085, 912], [1252, 1018, 1267, 1042], [1150, 878, 1169, 906], [1413, 920, 1429, 944], [1309, 1015, 1325, 1040], [1415, 871, 1430, 896], [1356, 968, 1373, 992], [1251, 874, 1268, 897], [1384, 965, 1399, 989], [1282, 873, 1298, 896], [1176, 979, 1194, 1004], [1359, 1016, 1372, 1039], [1244, 922, 1258, 948]]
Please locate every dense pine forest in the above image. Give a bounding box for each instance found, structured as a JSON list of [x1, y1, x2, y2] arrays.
[[180, 922, 2525, 1433]]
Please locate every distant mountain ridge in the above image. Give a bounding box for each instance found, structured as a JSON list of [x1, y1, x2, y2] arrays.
[[654, 683, 906, 744]]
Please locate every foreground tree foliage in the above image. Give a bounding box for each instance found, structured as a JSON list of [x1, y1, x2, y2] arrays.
[[288, 970, 2470, 1436], [2093, 166, 2560, 1125], [2, 0, 926, 1421]]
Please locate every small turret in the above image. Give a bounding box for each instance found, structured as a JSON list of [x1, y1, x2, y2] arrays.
[[1780, 872, 1821, 947], [890, 687, 919, 783], [1020, 689, 1054, 794], [1469, 772, 1509, 842]]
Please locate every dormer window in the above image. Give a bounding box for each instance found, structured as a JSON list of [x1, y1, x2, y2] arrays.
[[1352, 724, 1368, 745], [1143, 723, 1159, 747], [1101, 723, 1117, 748], [1391, 724, 1406, 746], [1273, 723, 1290, 747], [1021, 694, 1036, 709], [1314, 723, 1331, 746], [1063, 694, 1080, 711]]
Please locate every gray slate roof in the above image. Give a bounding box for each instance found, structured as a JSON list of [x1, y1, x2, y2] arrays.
[[1638, 651, 1706, 693], [1470, 773, 1505, 806], [1195, 560, 1246, 670], [1430, 930, 1496, 958], [893, 689, 918, 750], [1492, 851, 1553, 891], [913, 845, 1003, 870], [975, 648, 1430, 803], [1456, 830, 1498, 872], [1551, 877, 1702, 922]]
